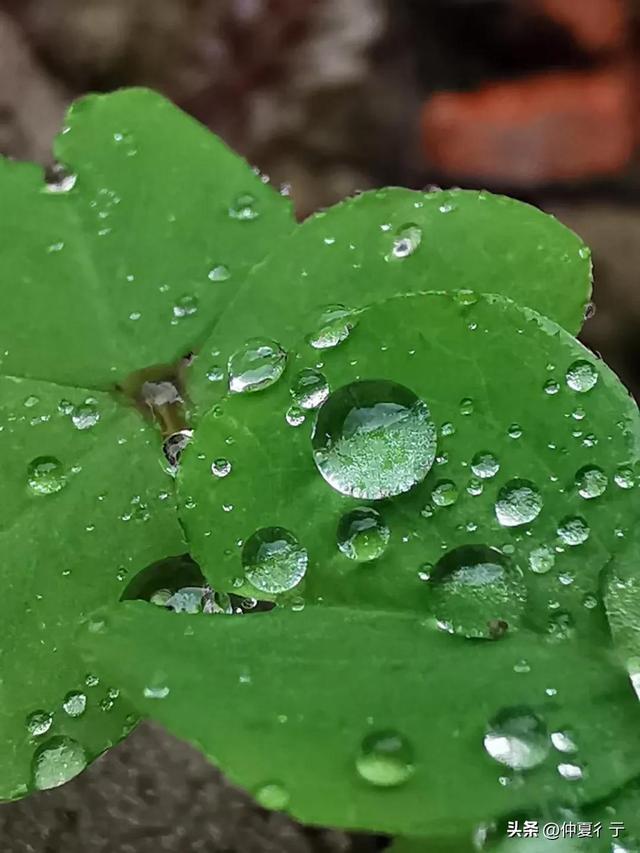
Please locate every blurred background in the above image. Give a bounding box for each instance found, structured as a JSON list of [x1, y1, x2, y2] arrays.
[[0, 1, 639, 851]]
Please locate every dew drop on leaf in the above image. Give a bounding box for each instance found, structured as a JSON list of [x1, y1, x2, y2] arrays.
[[163, 430, 194, 470], [551, 730, 578, 754], [460, 397, 474, 416], [254, 782, 290, 810], [427, 545, 526, 639], [566, 360, 598, 393], [575, 465, 607, 499], [208, 264, 231, 282], [557, 516, 590, 546], [528, 545, 555, 575], [290, 368, 329, 410], [387, 223, 422, 261], [431, 480, 459, 507], [285, 405, 306, 427], [543, 379, 560, 395], [507, 423, 523, 439], [471, 451, 500, 479], [356, 730, 414, 787], [557, 762, 583, 781], [172, 294, 199, 319], [71, 399, 100, 430], [211, 458, 232, 478], [242, 527, 308, 594], [32, 736, 88, 791], [228, 193, 260, 221], [306, 304, 357, 350], [228, 338, 287, 393], [27, 456, 67, 496], [615, 466, 635, 490], [312, 380, 437, 500], [495, 479, 543, 528], [206, 365, 225, 383], [26, 710, 53, 737], [484, 708, 549, 770], [62, 691, 87, 718], [337, 507, 390, 562]]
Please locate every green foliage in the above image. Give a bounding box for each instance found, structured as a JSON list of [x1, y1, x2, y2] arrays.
[[1, 86, 639, 853]]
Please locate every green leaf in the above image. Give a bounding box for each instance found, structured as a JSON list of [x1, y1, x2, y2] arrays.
[[79, 602, 640, 837], [604, 523, 640, 688], [0, 88, 294, 390], [0, 375, 183, 799], [186, 188, 592, 416], [177, 292, 639, 642]]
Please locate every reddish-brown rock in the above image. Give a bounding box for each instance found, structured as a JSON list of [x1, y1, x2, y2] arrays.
[[421, 67, 635, 186]]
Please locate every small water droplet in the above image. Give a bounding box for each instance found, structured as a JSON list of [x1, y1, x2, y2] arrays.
[[211, 458, 232, 478], [484, 708, 549, 770], [544, 379, 560, 395], [32, 736, 87, 790], [427, 545, 526, 639], [454, 289, 479, 306], [206, 365, 224, 383], [460, 397, 474, 416], [285, 405, 306, 427], [431, 480, 459, 507], [507, 423, 523, 439], [208, 265, 231, 282], [557, 762, 583, 781], [557, 516, 590, 546], [143, 685, 170, 699], [387, 223, 422, 260], [228, 338, 287, 393], [551, 730, 577, 754], [615, 466, 635, 490], [566, 360, 598, 393], [575, 465, 607, 499], [467, 477, 484, 496], [229, 193, 260, 221], [356, 730, 414, 787], [528, 545, 555, 574], [63, 691, 87, 718], [307, 304, 358, 350], [172, 294, 198, 319], [471, 451, 500, 479], [312, 380, 437, 500], [26, 710, 53, 737], [27, 457, 67, 496], [337, 507, 390, 562], [71, 399, 100, 430], [243, 528, 308, 594], [254, 782, 290, 810], [495, 480, 543, 527], [440, 422, 456, 437], [290, 369, 329, 410]]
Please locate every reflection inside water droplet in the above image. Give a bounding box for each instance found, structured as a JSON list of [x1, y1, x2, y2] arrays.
[[312, 380, 437, 500]]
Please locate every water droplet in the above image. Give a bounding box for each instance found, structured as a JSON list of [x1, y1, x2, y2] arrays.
[[26, 710, 53, 737], [32, 736, 88, 790], [440, 422, 456, 437], [507, 423, 523, 439], [431, 480, 459, 507], [544, 379, 560, 395], [454, 289, 479, 306], [243, 528, 308, 594], [615, 466, 635, 490], [484, 708, 549, 770], [229, 193, 260, 221], [228, 338, 287, 393], [211, 458, 232, 478], [143, 685, 170, 699], [575, 465, 607, 499], [460, 397, 474, 416], [254, 782, 290, 810], [337, 507, 390, 562], [172, 294, 198, 319], [551, 730, 577, 754], [71, 400, 100, 430], [63, 691, 87, 718], [285, 405, 306, 427], [557, 762, 583, 781], [557, 516, 590, 546], [356, 731, 414, 787], [471, 451, 500, 479], [495, 480, 543, 527], [387, 223, 422, 260], [312, 380, 437, 500], [566, 360, 598, 393], [528, 545, 555, 574], [208, 265, 231, 282], [427, 545, 526, 639], [291, 369, 329, 410], [27, 457, 67, 496], [163, 430, 193, 469], [307, 304, 358, 350], [206, 365, 224, 383]]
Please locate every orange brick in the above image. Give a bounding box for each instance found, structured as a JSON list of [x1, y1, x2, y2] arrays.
[[534, 0, 627, 53], [421, 68, 635, 186]]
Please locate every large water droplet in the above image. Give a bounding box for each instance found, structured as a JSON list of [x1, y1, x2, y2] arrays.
[[32, 736, 88, 790], [228, 338, 287, 393], [557, 516, 590, 546], [26, 710, 53, 737], [471, 451, 500, 479], [427, 545, 526, 639], [495, 480, 543, 528], [575, 465, 607, 499], [242, 528, 308, 594], [566, 360, 598, 393], [27, 457, 67, 496], [356, 730, 414, 787], [484, 708, 549, 770], [528, 545, 555, 574], [291, 369, 329, 410], [307, 304, 358, 350], [387, 223, 422, 260], [337, 507, 390, 562], [312, 380, 437, 500]]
